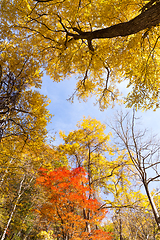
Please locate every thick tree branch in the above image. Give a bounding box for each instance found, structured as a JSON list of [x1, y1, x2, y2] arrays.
[[71, 2, 160, 40]]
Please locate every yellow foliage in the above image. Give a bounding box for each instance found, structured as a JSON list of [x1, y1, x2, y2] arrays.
[[0, 0, 160, 110], [37, 230, 54, 240], [58, 116, 132, 200]]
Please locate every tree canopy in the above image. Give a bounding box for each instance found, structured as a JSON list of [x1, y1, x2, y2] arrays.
[[1, 0, 160, 110]]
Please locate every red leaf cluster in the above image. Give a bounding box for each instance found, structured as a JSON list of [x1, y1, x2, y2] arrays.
[[36, 167, 112, 240]]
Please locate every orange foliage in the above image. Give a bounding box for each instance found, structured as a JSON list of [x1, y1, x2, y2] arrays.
[[36, 167, 112, 240]]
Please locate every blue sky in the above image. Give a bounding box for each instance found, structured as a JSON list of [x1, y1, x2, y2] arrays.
[[40, 74, 160, 146], [40, 74, 112, 144]]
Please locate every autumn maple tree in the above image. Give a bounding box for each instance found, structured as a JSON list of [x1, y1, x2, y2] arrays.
[[36, 166, 112, 240]]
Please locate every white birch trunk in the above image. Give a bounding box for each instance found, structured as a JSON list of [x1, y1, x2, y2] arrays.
[[1, 175, 25, 240]]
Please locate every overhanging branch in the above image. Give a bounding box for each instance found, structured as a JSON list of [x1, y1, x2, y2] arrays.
[[71, 2, 160, 40]]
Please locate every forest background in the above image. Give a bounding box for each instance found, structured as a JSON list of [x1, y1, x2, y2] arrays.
[[0, 0, 160, 239]]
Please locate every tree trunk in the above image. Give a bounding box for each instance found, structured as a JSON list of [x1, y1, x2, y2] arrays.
[[143, 182, 160, 229]]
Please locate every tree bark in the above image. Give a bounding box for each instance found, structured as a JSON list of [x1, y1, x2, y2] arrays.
[[143, 183, 160, 229], [72, 2, 160, 40]]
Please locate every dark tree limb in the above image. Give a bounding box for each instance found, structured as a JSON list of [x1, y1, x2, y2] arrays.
[[70, 2, 160, 40]]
